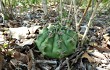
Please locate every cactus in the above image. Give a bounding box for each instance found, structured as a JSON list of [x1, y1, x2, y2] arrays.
[[35, 24, 78, 58]]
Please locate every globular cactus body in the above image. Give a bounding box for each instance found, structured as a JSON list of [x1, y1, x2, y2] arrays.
[[35, 25, 78, 58]]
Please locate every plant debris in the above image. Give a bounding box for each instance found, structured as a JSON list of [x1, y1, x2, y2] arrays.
[[0, 0, 110, 70]]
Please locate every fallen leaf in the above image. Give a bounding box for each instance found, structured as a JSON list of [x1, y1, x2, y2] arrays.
[[107, 41, 110, 49], [17, 39, 34, 46], [28, 26, 41, 34], [89, 42, 110, 52], [103, 33, 110, 41], [9, 27, 29, 40], [8, 26, 41, 40], [96, 67, 108, 70], [0, 32, 5, 44], [81, 52, 95, 63], [13, 51, 29, 63], [106, 64, 110, 70], [90, 50, 106, 59]]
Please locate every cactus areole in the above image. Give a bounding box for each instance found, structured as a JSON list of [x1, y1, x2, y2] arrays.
[[35, 24, 78, 58]]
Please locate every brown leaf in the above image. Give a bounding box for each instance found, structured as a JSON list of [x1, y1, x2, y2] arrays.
[[82, 52, 95, 63], [13, 51, 29, 63], [89, 42, 110, 52]]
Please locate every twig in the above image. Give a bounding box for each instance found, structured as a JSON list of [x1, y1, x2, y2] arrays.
[[35, 60, 57, 64], [73, 0, 78, 32], [60, 0, 63, 24], [55, 48, 84, 70], [64, 0, 73, 27], [78, 0, 92, 28], [81, 0, 101, 45], [42, 0, 48, 15], [29, 49, 36, 70], [67, 0, 73, 21], [72, 51, 84, 63], [66, 58, 71, 70]]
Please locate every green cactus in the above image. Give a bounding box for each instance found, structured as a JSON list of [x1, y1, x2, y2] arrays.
[[35, 24, 78, 58]]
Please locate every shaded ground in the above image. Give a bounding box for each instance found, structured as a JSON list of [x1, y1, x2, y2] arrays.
[[0, 5, 110, 70]]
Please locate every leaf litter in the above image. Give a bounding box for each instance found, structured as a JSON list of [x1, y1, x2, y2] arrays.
[[0, 4, 110, 70]]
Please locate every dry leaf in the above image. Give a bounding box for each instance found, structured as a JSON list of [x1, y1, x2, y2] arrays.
[[107, 41, 110, 48], [9, 27, 29, 40], [90, 50, 106, 59], [28, 26, 41, 34], [13, 51, 28, 63], [106, 64, 110, 70], [9, 26, 41, 40], [96, 67, 107, 70], [81, 52, 95, 63], [103, 34, 109, 40], [89, 42, 110, 52], [0, 34, 5, 44], [17, 39, 34, 46]]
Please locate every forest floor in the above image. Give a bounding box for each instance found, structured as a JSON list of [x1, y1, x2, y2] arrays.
[[0, 4, 110, 70]]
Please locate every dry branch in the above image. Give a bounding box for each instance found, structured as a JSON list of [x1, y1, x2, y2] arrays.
[[81, 0, 102, 45], [78, 0, 92, 28]]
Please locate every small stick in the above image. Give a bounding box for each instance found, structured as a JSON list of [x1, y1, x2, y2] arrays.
[[73, 0, 78, 32], [66, 58, 71, 70], [60, 0, 63, 25], [42, 0, 48, 15], [35, 60, 57, 64], [72, 51, 84, 63], [78, 0, 92, 28], [56, 49, 84, 70], [67, 0, 73, 21], [81, 0, 101, 45], [29, 49, 36, 70]]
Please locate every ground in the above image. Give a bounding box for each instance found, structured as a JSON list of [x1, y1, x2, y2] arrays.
[[0, 4, 110, 70]]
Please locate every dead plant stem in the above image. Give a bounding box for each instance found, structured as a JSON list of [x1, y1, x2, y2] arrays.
[[60, 0, 63, 25], [29, 49, 36, 70], [67, 0, 73, 21], [73, 0, 78, 32], [66, 58, 71, 70], [81, 1, 101, 46], [78, 0, 92, 28], [42, 0, 47, 15]]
